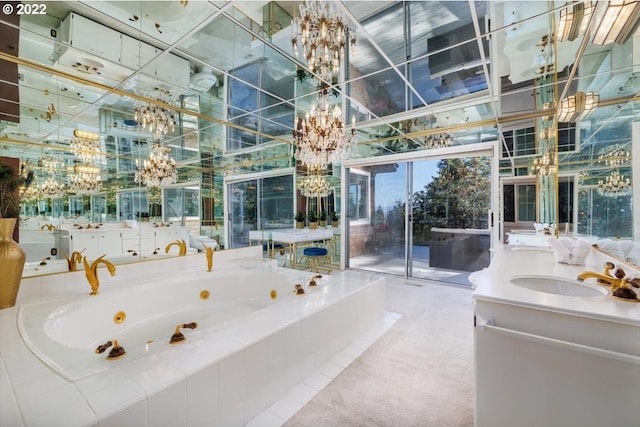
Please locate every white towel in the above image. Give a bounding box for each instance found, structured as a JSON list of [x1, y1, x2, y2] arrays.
[[547, 236, 591, 265]]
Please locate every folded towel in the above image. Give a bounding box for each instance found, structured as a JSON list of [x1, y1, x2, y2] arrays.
[[547, 236, 591, 265]]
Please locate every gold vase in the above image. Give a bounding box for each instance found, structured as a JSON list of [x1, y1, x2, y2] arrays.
[[0, 218, 25, 309]]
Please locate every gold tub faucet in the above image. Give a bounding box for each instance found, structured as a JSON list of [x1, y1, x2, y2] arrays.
[[65, 250, 85, 271], [83, 254, 116, 295], [165, 239, 187, 256]]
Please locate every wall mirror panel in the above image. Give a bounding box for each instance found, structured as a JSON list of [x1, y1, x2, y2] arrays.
[[1, 1, 638, 278]]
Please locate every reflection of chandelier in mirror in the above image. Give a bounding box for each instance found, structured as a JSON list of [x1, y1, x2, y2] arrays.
[[69, 164, 101, 194], [557, 91, 599, 122], [598, 145, 631, 167], [291, 0, 356, 81], [598, 169, 631, 197], [134, 88, 178, 137], [297, 174, 332, 198], [294, 90, 355, 169], [134, 143, 177, 188], [71, 129, 101, 163], [532, 151, 557, 176], [40, 177, 65, 198], [424, 132, 453, 149], [19, 184, 40, 202]]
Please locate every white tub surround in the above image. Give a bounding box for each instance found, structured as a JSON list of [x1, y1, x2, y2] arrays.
[[471, 244, 640, 427], [1, 247, 386, 427]]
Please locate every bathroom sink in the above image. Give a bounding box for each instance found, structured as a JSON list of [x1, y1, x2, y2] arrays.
[[508, 275, 608, 297]]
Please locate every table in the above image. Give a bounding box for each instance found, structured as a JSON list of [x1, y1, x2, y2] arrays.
[[250, 228, 335, 268], [272, 228, 334, 269]]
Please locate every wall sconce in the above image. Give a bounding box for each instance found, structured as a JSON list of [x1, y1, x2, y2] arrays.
[[557, 91, 599, 122]]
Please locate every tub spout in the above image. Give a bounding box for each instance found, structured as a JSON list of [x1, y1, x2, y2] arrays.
[[165, 239, 187, 256], [83, 255, 117, 295], [95, 339, 126, 360], [170, 322, 198, 344]]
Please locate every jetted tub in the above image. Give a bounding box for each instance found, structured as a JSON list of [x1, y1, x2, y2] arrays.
[[18, 268, 307, 381]]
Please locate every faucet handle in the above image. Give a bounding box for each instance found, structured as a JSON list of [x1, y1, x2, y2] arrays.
[[170, 322, 198, 344], [95, 340, 126, 360]]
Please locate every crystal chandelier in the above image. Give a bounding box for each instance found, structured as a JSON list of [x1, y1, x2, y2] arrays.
[[532, 151, 557, 176], [297, 174, 332, 197], [71, 129, 102, 163], [294, 90, 355, 169], [424, 132, 453, 149], [40, 177, 65, 198], [599, 145, 631, 167], [69, 164, 101, 194], [19, 184, 40, 202], [598, 169, 631, 197], [291, 0, 356, 81], [134, 88, 178, 137], [134, 143, 177, 188]]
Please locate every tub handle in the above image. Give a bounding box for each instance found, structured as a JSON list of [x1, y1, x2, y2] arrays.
[[95, 339, 126, 360], [170, 322, 198, 344]]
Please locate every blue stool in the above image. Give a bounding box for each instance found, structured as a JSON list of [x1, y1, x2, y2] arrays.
[[302, 247, 331, 273]]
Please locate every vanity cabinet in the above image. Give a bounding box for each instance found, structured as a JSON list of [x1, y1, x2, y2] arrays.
[[64, 230, 122, 260], [55, 225, 190, 259], [474, 298, 640, 427]]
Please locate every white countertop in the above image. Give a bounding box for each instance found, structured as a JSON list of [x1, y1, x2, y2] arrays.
[[470, 244, 640, 326]]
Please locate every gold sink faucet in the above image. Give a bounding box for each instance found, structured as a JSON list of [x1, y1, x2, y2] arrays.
[[577, 262, 623, 288], [83, 254, 116, 295]]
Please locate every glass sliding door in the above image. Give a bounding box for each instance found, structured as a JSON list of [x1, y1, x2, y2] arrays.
[[228, 180, 258, 248], [261, 175, 294, 229], [347, 154, 492, 286], [227, 173, 294, 249], [347, 163, 407, 274], [411, 157, 491, 285]]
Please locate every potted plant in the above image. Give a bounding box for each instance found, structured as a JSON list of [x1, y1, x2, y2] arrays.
[[295, 211, 306, 229], [330, 211, 340, 228], [0, 158, 34, 309], [319, 210, 328, 227], [307, 211, 318, 229]]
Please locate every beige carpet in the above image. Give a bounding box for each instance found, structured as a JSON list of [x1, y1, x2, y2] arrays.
[[283, 276, 475, 427]]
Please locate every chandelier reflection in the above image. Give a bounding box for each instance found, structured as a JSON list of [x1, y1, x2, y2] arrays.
[[294, 90, 355, 169], [424, 132, 453, 149], [599, 145, 631, 167], [134, 87, 178, 137], [291, 0, 356, 81], [134, 143, 177, 188], [598, 169, 631, 197], [19, 184, 40, 203], [69, 164, 101, 194], [297, 174, 332, 198], [532, 152, 556, 176], [40, 177, 65, 198], [71, 129, 101, 163]]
